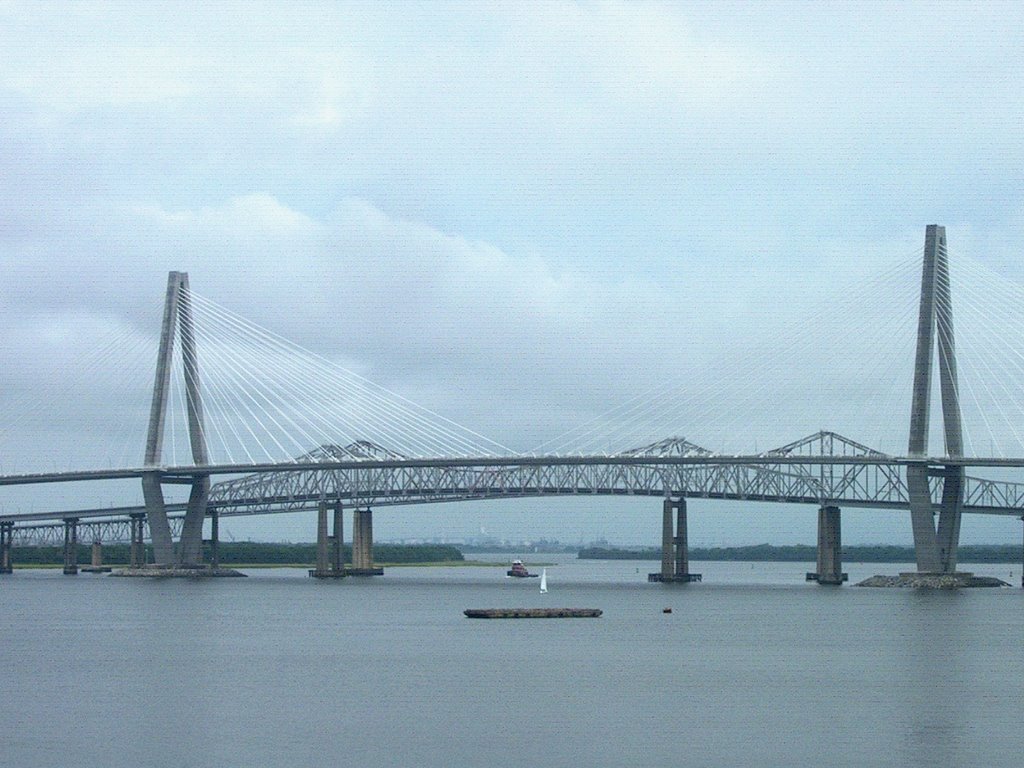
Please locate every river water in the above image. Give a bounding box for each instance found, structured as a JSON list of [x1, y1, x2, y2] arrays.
[[2, 557, 1023, 767]]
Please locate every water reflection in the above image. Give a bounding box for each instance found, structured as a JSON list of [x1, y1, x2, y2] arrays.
[[899, 589, 969, 768]]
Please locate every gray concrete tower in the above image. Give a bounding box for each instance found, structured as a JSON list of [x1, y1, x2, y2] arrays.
[[907, 225, 964, 573], [142, 272, 211, 567]]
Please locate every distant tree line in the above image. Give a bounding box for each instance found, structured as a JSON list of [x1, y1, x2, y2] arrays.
[[578, 544, 1024, 563], [10, 542, 464, 566], [459, 541, 577, 554]]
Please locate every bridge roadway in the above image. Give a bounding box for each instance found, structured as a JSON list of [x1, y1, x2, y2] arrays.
[[6, 452, 1024, 489], [5, 437, 1024, 547]]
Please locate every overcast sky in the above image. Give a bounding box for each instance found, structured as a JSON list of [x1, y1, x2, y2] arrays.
[[3, 1, 1024, 545]]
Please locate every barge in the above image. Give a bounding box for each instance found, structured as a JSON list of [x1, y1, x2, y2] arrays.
[[464, 608, 602, 619]]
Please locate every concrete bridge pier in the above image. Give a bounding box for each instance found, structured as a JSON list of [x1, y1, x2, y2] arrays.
[[649, 498, 701, 583], [332, 501, 345, 575], [350, 508, 383, 576], [62, 518, 79, 575], [806, 505, 847, 584], [81, 539, 113, 574], [311, 500, 331, 577], [1, 521, 13, 574], [674, 498, 691, 580], [208, 507, 220, 569], [129, 513, 146, 568], [311, 500, 348, 578], [659, 498, 673, 577]]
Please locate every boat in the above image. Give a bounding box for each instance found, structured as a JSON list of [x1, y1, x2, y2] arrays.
[[506, 559, 539, 578], [539, 569, 548, 593]]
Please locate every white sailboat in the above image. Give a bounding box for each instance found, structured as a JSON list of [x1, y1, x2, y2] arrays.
[[539, 568, 548, 593]]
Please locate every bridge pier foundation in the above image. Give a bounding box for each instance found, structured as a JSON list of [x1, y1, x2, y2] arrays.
[[675, 498, 691, 580], [806, 505, 847, 584], [350, 508, 382, 576], [311, 500, 331, 577], [62, 518, 79, 575], [81, 539, 112, 574], [649, 498, 700, 583], [659, 498, 673, 578], [311, 501, 349, 578], [332, 501, 345, 575], [129, 513, 146, 568], [208, 507, 220, 569], [1, 521, 13, 574]]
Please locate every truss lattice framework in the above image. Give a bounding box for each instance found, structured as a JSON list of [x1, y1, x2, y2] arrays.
[[205, 455, 1023, 516], [12, 518, 182, 548], [12, 433, 1024, 547], [206, 433, 1024, 516]]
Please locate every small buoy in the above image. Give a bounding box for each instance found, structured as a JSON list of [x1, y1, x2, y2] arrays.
[[663, 607, 672, 614]]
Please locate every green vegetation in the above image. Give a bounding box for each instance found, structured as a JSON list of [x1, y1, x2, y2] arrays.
[[11, 542, 464, 567], [459, 541, 577, 554], [578, 544, 1024, 563]]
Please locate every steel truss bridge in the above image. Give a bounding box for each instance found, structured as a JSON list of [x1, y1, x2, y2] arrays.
[[7, 432, 1024, 549]]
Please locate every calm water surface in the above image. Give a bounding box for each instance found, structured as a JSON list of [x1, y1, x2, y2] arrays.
[[2, 557, 1023, 767]]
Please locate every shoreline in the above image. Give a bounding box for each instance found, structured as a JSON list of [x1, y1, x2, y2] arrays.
[[5, 559, 550, 571]]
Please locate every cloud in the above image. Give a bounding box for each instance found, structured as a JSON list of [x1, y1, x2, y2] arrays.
[[1, 1, 1024, 541], [521, 0, 774, 107], [2, 45, 197, 110], [135, 193, 316, 232], [0, 190, 944, 467]]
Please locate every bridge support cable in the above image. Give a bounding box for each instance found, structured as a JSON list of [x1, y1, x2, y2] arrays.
[[142, 272, 212, 568], [0, 521, 13, 573], [929, 247, 1024, 456], [649, 498, 700, 583], [530, 248, 922, 458], [180, 290, 513, 462], [907, 225, 965, 573]]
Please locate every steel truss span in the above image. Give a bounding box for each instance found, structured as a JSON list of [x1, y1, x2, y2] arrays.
[[6, 433, 1024, 547], [7, 451, 1024, 489], [11, 518, 182, 548], [207, 435, 1024, 517]]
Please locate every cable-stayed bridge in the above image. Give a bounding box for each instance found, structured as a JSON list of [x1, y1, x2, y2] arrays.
[[3, 225, 1024, 582]]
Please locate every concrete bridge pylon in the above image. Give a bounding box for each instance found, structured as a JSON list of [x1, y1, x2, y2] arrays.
[[649, 497, 701, 583], [908, 225, 965, 574], [142, 271, 211, 568]]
